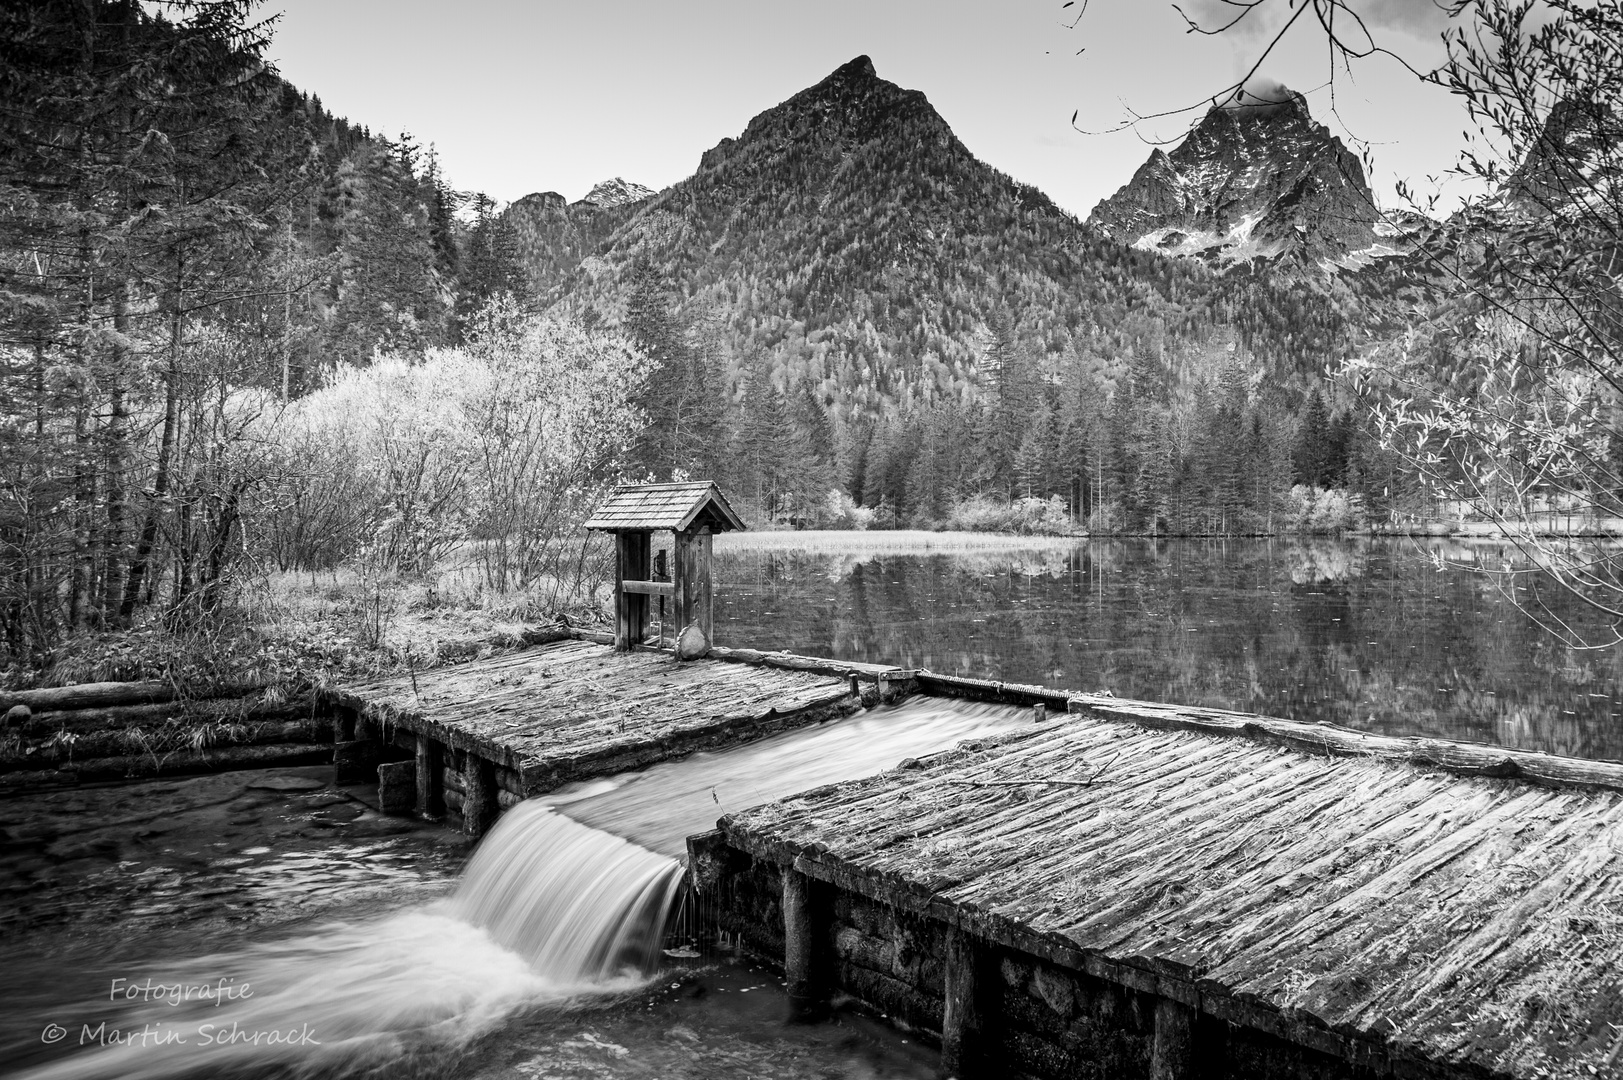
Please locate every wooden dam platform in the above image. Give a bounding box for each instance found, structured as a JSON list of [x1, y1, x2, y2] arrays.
[[320, 634, 1623, 1079], [318, 635, 912, 833], [699, 685, 1623, 1080]]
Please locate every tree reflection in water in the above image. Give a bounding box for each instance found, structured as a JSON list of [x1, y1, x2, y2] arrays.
[[714, 537, 1623, 761]]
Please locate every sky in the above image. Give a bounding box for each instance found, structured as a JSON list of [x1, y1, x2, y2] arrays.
[[261, 0, 1474, 219]]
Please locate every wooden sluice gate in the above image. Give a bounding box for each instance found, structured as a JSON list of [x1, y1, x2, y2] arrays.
[[692, 678, 1623, 1080]]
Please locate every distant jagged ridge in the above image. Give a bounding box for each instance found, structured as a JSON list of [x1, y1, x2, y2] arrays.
[[1088, 87, 1392, 269]]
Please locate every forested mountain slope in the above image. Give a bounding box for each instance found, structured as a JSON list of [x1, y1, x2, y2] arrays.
[[508, 56, 1367, 527]]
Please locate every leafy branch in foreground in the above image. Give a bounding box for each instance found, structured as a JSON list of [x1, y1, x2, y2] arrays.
[[1340, 1, 1623, 643]]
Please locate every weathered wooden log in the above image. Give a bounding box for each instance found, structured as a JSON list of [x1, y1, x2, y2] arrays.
[[688, 829, 745, 893], [1151, 997, 1196, 1080], [1073, 694, 1623, 795], [672, 528, 714, 657], [914, 671, 1072, 708], [25, 699, 314, 733], [832, 960, 945, 1034], [519, 625, 573, 647], [333, 738, 379, 783], [0, 719, 327, 766], [462, 756, 498, 838], [377, 760, 416, 814], [705, 643, 914, 681], [783, 868, 824, 1022], [942, 926, 986, 1078], [614, 531, 651, 651], [0, 742, 333, 788], [0, 680, 177, 713], [494, 764, 524, 796], [415, 736, 444, 819]]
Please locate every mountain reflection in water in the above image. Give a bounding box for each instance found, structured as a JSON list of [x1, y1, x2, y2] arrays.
[[714, 535, 1623, 761]]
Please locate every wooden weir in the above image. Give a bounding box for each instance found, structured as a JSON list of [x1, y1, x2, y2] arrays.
[[318, 634, 911, 835], [696, 676, 1623, 1080], [321, 628, 1623, 1080]]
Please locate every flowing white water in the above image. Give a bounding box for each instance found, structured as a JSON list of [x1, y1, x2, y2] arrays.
[[450, 803, 686, 980], [545, 698, 1032, 855], [14, 697, 1026, 1079], [12, 805, 672, 1080]]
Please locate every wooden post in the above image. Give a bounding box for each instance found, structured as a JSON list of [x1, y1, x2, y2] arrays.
[[1151, 997, 1197, 1080], [783, 868, 823, 1021], [463, 755, 498, 839], [942, 926, 986, 1078], [377, 760, 416, 813], [415, 735, 443, 819], [673, 526, 714, 654], [333, 712, 376, 783], [614, 531, 651, 651]]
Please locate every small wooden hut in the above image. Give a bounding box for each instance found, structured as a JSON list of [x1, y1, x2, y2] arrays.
[[584, 481, 745, 655]]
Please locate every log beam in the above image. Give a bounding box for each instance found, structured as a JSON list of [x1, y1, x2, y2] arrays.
[[784, 868, 824, 1022], [415, 734, 444, 820], [1151, 996, 1197, 1080], [614, 531, 652, 651], [942, 926, 987, 1078], [462, 754, 498, 838]]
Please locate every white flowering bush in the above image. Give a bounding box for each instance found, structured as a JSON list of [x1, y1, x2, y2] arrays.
[[262, 302, 652, 604]]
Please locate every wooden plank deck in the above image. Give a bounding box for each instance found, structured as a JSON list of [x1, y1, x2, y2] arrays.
[[720, 714, 1623, 1080], [323, 639, 870, 794]]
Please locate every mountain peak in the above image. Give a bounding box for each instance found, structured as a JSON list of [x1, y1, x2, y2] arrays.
[[697, 53, 957, 174], [1089, 84, 1386, 269], [831, 54, 877, 82], [576, 177, 655, 209], [1214, 81, 1311, 121]]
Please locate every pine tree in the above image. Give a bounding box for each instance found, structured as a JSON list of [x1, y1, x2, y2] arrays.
[[1294, 390, 1332, 488]]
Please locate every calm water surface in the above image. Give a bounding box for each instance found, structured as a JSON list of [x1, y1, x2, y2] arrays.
[[714, 536, 1623, 761]]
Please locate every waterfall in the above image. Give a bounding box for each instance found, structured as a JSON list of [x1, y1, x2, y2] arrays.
[[13, 697, 1027, 1079], [13, 806, 683, 1080], [449, 803, 685, 981]]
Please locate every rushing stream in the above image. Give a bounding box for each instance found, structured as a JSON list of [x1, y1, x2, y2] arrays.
[[2, 698, 1026, 1079]]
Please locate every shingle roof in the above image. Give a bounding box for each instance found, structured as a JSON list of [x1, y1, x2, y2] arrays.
[[584, 482, 746, 533]]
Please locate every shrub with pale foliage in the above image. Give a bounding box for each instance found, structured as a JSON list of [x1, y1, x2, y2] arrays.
[[262, 303, 652, 603], [1283, 486, 1365, 535]]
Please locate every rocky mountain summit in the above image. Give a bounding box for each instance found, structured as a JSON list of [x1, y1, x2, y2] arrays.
[[1088, 86, 1394, 270], [576, 177, 656, 209]]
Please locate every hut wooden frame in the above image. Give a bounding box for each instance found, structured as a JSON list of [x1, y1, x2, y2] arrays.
[[584, 481, 745, 652]]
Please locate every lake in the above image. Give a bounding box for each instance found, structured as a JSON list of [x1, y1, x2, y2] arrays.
[[710, 534, 1623, 761]]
